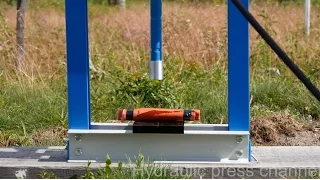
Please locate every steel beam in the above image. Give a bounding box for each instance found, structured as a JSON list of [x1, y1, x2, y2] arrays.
[[227, 0, 250, 131], [65, 0, 91, 130], [68, 123, 250, 163], [227, 0, 251, 161]]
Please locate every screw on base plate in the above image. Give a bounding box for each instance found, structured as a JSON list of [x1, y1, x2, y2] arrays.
[[236, 136, 243, 143], [236, 150, 243, 157], [75, 134, 82, 142], [74, 148, 82, 156]]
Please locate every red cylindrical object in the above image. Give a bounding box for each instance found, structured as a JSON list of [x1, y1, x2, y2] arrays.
[[116, 108, 200, 121]]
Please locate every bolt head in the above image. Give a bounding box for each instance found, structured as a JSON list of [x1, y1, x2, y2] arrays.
[[74, 148, 82, 156], [236, 150, 243, 157], [75, 134, 82, 142], [236, 136, 243, 143]]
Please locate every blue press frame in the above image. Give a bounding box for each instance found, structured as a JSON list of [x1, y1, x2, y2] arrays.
[[65, 0, 251, 161], [228, 0, 250, 160], [65, 0, 91, 130], [227, 0, 250, 132]]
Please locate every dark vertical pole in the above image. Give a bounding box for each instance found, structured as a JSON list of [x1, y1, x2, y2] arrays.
[[16, 0, 27, 71]]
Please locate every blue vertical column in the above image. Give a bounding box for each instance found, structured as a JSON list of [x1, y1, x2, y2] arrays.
[[228, 0, 250, 131], [150, 0, 163, 80], [65, 0, 91, 129]]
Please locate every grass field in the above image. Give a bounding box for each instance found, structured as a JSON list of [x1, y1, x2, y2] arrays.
[[0, 0, 320, 147]]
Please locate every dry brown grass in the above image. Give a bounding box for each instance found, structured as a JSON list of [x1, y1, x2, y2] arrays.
[[1, 2, 320, 80], [0, 126, 67, 146], [251, 114, 320, 146], [251, 114, 306, 145]]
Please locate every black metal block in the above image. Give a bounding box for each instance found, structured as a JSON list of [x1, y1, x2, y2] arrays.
[[132, 121, 184, 134]]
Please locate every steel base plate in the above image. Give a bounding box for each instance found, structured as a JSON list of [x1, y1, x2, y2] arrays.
[[68, 123, 250, 163]]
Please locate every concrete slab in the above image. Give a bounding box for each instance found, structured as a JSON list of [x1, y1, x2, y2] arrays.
[[0, 146, 320, 178]]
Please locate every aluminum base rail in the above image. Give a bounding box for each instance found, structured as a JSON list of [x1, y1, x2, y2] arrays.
[[68, 123, 250, 163]]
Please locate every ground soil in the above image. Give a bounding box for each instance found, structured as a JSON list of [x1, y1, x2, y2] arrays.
[[31, 126, 67, 145], [251, 114, 320, 146]]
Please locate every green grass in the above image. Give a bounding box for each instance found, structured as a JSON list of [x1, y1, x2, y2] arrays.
[[0, 82, 67, 131], [1, 58, 319, 146]]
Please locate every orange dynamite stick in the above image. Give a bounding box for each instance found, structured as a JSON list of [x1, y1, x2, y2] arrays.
[[116, 108, 200, 121]]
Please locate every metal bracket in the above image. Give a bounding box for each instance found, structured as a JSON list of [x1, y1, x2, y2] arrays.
[[68, 123, 250, 163]]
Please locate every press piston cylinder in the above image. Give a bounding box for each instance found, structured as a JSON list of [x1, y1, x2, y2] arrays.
[[150, 61, 163, 80], [150, 0, 163, 80]]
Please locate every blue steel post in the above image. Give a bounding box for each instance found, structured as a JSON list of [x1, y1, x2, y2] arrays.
[[228, 0, 250, 160], [65, 0, 91, 129], [150, 0, 163, 80]]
